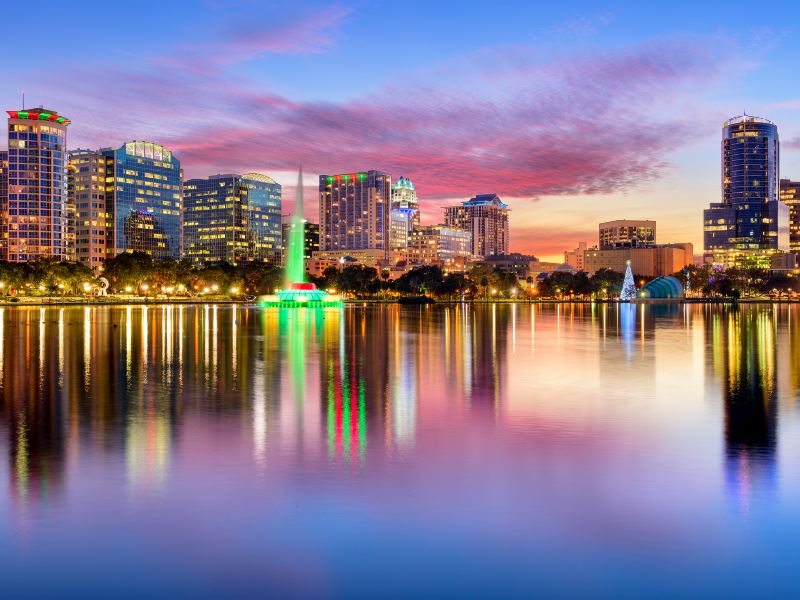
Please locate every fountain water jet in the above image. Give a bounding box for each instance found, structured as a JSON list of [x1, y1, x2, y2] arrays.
[[258, 168, 342, 308]]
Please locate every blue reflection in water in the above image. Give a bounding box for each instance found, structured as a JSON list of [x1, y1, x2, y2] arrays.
[[0, 303, 799, 597]]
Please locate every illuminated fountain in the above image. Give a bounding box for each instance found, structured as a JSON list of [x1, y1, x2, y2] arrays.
[[258, 168, 342, 308]]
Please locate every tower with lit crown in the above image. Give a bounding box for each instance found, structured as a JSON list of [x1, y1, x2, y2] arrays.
[[3, 108, 71, 261]]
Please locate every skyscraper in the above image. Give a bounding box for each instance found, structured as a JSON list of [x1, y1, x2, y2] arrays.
[[319, 171, 390, 257], [102, 141, 182, 259], [68, 150, 111, 272], [704, 115, 787, 267], [2, 108, 71, 261], [389, 176, 419, 250], [183, 173, 282, 264], [444, 194, 509, 259], [780, 179, 800, 251]]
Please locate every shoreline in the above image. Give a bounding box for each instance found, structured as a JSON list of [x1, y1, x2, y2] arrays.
[[0, 297, 796, 307]]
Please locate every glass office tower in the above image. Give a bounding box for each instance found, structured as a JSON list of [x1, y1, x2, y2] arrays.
[[183, 173, 282, 264], [3, 109, 70, 261], [704, 115, 786, 267], [101, 142, 182, 259]]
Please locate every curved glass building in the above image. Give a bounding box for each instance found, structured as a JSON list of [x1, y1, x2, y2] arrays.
[[704, 115, 787, 267], [183, 173, 282, 265], [102, 142, 183, 260]]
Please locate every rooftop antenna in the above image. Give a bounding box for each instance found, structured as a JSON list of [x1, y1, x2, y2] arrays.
[[22, 91, 24, 110]]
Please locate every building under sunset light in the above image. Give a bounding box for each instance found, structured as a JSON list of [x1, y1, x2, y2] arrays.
[[102, 141, 183, 260], [68, 150, 111, 273], [2, 109, 71, 261], [444, 194, 509, 259], [183, 173, 282, 265], [704, 115, 787, 267], [780, 179, 800, 251], [319, 171, 391, 257]]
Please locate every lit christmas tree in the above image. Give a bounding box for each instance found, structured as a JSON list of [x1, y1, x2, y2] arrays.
[[620, 260, 637, 301]]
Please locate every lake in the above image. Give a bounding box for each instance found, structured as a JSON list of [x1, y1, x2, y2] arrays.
[[1, 303, 799, 597]]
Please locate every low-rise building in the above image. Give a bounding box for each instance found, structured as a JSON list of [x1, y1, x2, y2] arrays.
[[564, 242, 589, 270], [409, 225, 471, 269], [584, 244, 693, 276]]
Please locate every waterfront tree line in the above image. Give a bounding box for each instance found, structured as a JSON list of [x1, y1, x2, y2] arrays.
[[0, 254, 798, 300]]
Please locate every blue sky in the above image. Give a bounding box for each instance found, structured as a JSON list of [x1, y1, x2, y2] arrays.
[[2, 0, 799, 259]]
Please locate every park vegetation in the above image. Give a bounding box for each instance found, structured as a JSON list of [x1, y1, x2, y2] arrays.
[[0, 253, 798, 301]]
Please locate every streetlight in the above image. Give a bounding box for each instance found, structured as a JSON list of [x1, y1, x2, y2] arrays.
[[230, 287, 239, 295], [125, 286, 133, 293], [211, 284, 219, 292]]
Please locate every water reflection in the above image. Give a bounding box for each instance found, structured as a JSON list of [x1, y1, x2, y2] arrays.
[[2, 303, 800, 594]]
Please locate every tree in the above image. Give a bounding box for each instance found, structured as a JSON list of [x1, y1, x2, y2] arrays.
[[591, 268, 624, 297], [103, 251, 154, 291], [394, 266, 444, 296], [620, 261, 637, 301]]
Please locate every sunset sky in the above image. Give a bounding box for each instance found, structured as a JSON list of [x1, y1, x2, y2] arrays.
[[2, 0, 799, 261]]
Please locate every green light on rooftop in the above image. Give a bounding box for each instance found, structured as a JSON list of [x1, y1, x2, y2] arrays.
[[39, 113, 50, 120], [18, 111, 28, 119]]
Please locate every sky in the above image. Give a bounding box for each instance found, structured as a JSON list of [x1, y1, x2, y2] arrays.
[[1, 0, 799, 261]]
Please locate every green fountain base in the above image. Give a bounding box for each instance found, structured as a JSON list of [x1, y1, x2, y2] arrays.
[[258, 282, 342, 308]]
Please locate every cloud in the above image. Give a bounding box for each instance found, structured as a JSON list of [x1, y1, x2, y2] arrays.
[[52, 26, 728, 203]]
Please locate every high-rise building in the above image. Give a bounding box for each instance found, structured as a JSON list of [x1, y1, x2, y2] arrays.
[[0, 151, 7, 227], [444, 194, 509, 258], [389, 176, 419, 250], [391, 176, 419, 224], [409, 225, 471, 268], [599, 220, 656, 249], [102, 142, 183, 259], [281, 218, 320, 262], [704, 115, 787, 267], [183, 173, 282, 264], [2, 108, 71, 261], [780, 179, 800, 251], [68, 150, 111, 272], [319, 171, 391, 256]]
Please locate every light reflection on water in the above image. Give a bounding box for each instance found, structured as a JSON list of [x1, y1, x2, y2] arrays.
[[1, 303, 800, 597]]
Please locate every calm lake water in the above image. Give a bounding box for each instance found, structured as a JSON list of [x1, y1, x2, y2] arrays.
[[1, 303, 799, 597]]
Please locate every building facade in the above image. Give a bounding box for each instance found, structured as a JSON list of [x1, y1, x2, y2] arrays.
[[68, 150, 110, 272], [704, 115, 787, 267], [584, 244, 694, 277], [444, 194, 509, 259], [780, 179, 800, 251], [389, 176, 419, 250], [102, 142, 183, 260], [183, 173, 282, 265], [599, 220, 656, 249], [319, 171, 391, 256], [281, 219, 320, 261], [2, 109, 71, 261], [409, 225, 471, 268], [564, 241, 588, 270]]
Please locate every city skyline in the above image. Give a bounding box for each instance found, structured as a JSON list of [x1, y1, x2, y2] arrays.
[[2, 1, 799, 261]]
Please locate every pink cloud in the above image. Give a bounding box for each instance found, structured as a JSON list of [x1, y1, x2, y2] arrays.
[[54, 31, 726, 205]]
